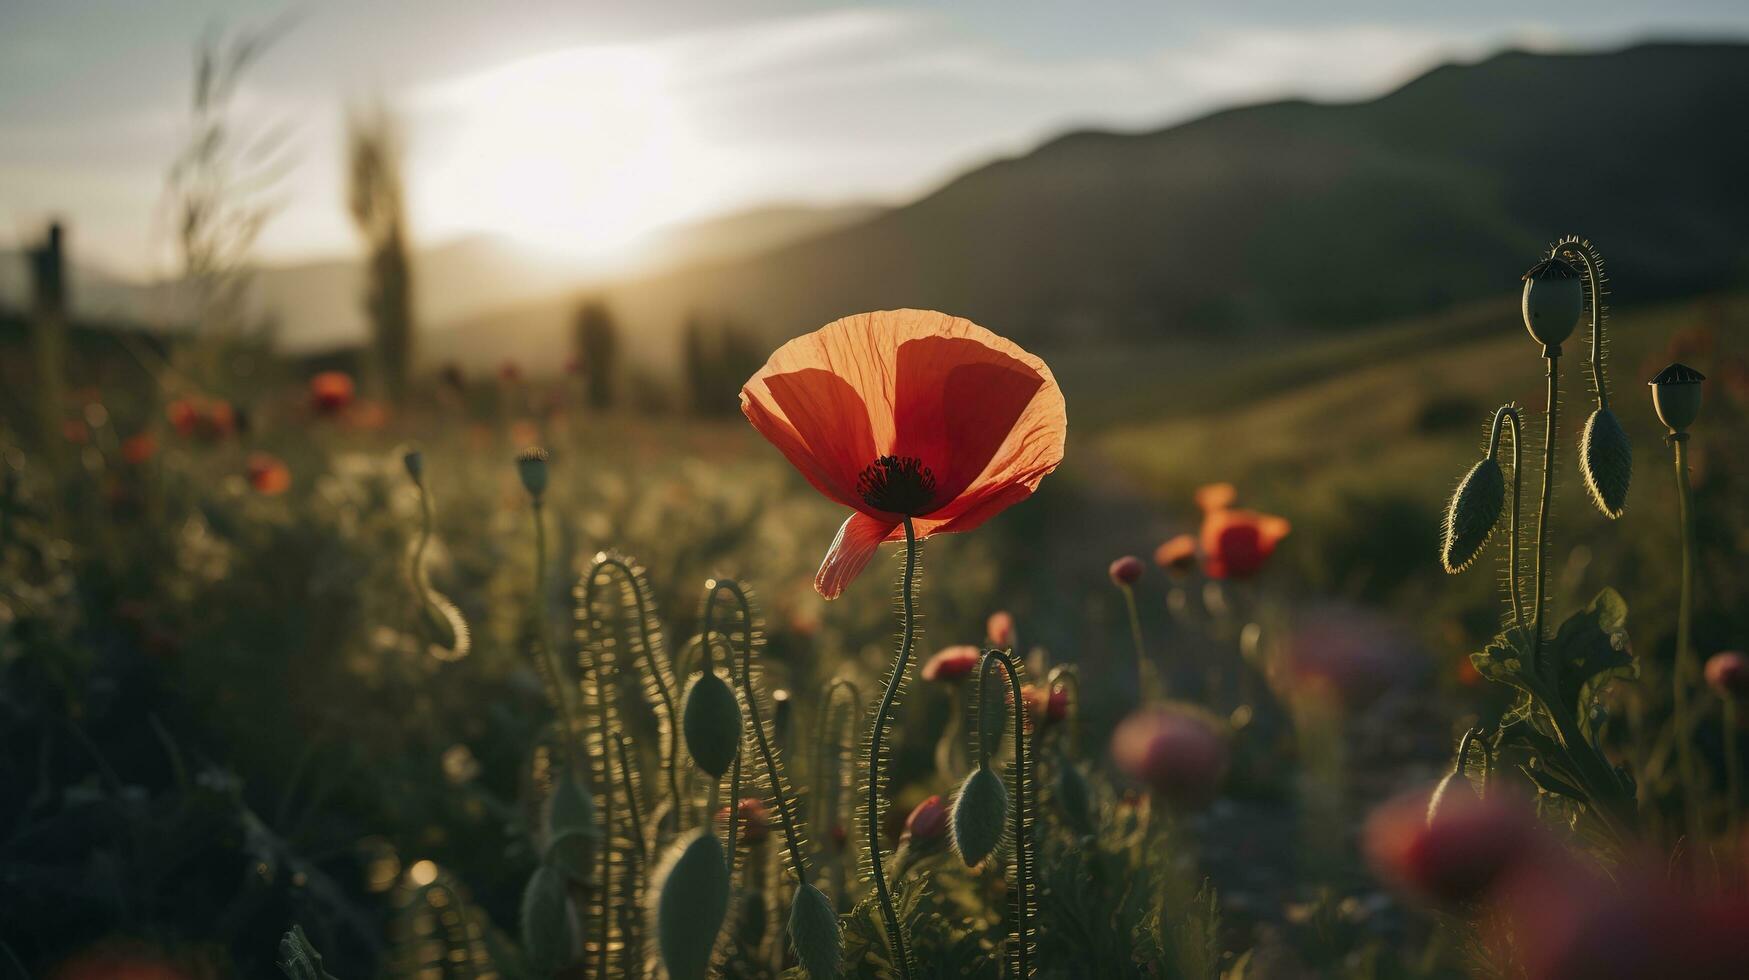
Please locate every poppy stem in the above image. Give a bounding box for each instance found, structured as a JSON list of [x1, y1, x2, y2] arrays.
[[1530, 354, 1559, 665], [867, 516, 918, 980], [531, 501, 581, 770], [979, 648, 1033, 977], [1725, 698, 1742, 844], [1121, 584, 1162, 699], [1672, 434, 1703, 849]]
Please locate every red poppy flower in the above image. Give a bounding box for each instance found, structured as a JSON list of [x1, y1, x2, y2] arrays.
[[741, 310, 1066, 598], [246, 452, 291, 495], [166, 398, 201, 437], [1153, 534, 1198, 574], [921, 645, 982, 682], [1195, 482, 1237, 513], [717, 797, 771, 843], [121, 432, 158, 465], [1110, 706, 1228, 808], [309, 371, 355, 415], [1364, 786, 1541, 906], [1200, 507, 1290, 579]]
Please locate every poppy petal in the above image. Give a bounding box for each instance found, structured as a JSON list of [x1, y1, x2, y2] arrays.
[[892, 335, 1047, 504], [742, 368, 876, 510], [816, 513, 902, 599]]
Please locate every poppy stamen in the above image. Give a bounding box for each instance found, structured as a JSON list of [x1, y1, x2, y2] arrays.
[[856, 455, 937, 515]]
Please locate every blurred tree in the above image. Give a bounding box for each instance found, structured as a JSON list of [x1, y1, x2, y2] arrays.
[[346, 103, 414, 406], [680, 312, 764, 415], [26, 222, 68, 456], [162, 21, 292, 390], [573, 299, 620, 411]]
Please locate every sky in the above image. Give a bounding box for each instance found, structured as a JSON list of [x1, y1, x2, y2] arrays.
[[3, 0, 1746, 278]]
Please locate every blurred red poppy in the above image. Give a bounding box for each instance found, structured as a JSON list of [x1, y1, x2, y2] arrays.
[[120, 432, 158, 465], [1111, 706, 1228, 807], [921, 645, 981, 682], [1020, 681, 1069, 727], [1195, 482, 1237, 513], [1154, 534, 1198, 574], [1200, 507, 1290, 579], [246, 452, 291, 495], [985, 610, 1015, 649], [62, 419, 90, 444], [741, 309, 1066, 598], [717, 797, 770, 843], [309, 371, 355, 414], [1364, 786, 1540, 905]]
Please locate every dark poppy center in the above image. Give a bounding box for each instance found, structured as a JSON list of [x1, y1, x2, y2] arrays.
[[856, 455, 937, 515]]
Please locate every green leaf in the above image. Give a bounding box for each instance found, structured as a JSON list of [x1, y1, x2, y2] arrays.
[[1519, 764, 1586, 801], [1552, 588, 1634, 716], [1469, 627, 1536, 693]]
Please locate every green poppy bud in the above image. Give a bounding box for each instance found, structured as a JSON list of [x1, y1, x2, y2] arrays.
[[1440, 457, 1505, 574], [1520, 256, 1583, 350], [1579, 407, 1631, 518], [682, 671, 743, 779], [516, 446, 550, 500], [519, 864, 577, 973], [542, 773, 597, 882], [788, 882, 844, 980], [651, 830, 731, 980], [402, 449, 424, 484], [1649, 363, 1705, 433], [950, 766, 1008, 867], [1054, 759, 1095, 836]]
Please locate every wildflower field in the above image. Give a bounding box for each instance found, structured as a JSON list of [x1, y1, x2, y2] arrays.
[[5, 10, 1749, 980]]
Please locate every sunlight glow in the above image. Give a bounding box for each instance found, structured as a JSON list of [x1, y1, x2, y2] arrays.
[[411, 45, 719, 259]]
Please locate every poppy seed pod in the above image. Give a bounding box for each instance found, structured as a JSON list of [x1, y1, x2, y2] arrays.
[[1440, 457, 1505, 574], [1649, 362, 1705, 433], [682, 670, 742, 779], [651, 830, 732, 980], [787, 883, 844, 980], [1579, 407, 1631, 518], [515, 446, 550, 499], [951, 766, 1008, 867], [1520, 256, 1584, 349]]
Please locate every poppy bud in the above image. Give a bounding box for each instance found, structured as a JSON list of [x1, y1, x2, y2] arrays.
[[986, 610, 1015, 649], [787, 883, 843, 980], [542, 772, 598, 882], [1110, 706, 1228, 808], [1440, 456, 1505, 573], [1108, 555, 1144, 586], [520, 864, 577, 972], [951, 766, 1008, 867], [516, 447, 550, 500], [921, 645, 981, 682], [402, 449, 424, 484], [1521, 256, 1583, 350], [1054, 761, 1095, 836], [651, 830, 732, 980], [1706, 651, 1749, 699], [904, 794, 948, 845], [1648, 363, 1705, 433], [1579, 407, 1631, 518], [682, 671, 742, 779]]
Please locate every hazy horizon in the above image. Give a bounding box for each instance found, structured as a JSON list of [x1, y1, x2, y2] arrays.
[[5, 0, 1748, 281]]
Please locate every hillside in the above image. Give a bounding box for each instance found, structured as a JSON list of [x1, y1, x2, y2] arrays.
[[440, 40, 1749, 369]]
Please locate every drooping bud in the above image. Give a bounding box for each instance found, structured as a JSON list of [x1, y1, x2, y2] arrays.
[[1054, 760, 1095, 836], [1440, 456, 1505, 574], [1579, 407, 1631, 518], [542, 771, 598, 882], [787, 882, 844, 980], [950, 766, 1008, 867], [650, 830, 732, 980], [519, 864, 577, 973], [1520, 256, 1583, 349], [682, 670, 743, 779], [516, 446, 550, 500], [1649, 363, 1705, 433], [402, 448, 425, 484], [904, 794, 949, 847]]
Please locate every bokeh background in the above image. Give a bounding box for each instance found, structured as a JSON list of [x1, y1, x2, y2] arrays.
[[2, 2, 1747, 977]]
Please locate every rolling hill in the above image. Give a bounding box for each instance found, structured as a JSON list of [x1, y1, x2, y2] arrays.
[[438, 40, 1749, 370]]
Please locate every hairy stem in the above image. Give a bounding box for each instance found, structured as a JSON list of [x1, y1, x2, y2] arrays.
[[1673, 436, 1702, 847], [1556, 242, 1609, 412], [1530, 356, 1559, 658], [531, 502, 581, 768], [587, 558, 683, 833], [867, 517, 918, 980], [731, 589, 812, 887], [979, 649, 1033, 976], [1487, 407, 1528, 629]]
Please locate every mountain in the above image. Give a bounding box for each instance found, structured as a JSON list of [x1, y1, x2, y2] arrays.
[[439, 40, 1749, 370]]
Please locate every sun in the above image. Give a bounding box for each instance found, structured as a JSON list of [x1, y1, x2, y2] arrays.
[[411, 45, 715, 260]]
